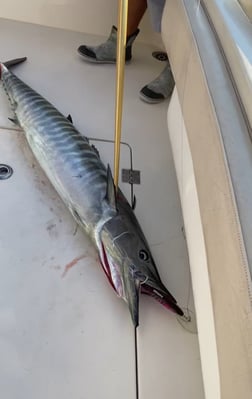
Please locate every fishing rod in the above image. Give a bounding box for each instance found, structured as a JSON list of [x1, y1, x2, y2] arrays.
[[114, 1, 139, 398], [114, 0, 128, 190]]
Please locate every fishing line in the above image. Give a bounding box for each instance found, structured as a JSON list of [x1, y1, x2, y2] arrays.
[[134, 326, 139, 399]]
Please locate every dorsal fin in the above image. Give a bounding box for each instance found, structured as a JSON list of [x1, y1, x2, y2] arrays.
[[67, 114, 73, 123], [106, 164, 117, 211]]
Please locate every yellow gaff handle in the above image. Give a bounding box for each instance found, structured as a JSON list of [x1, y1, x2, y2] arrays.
[[114, 0, 128, 190]]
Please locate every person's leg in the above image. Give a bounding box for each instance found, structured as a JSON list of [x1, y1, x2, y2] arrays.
[[78, 0, 174, 103], [146, 0, 165, 33], [139, 0, 175, 103], [139, 63, 174, 103], [127, 0, 147, 36], [78, 0, 147, 63]]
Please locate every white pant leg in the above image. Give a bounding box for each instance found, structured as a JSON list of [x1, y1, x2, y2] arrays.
[[147, 0, 166, 32]]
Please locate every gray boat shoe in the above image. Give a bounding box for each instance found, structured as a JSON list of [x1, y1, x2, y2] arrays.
[[78, 25, 139, 64], [139, 63, 175, 104]]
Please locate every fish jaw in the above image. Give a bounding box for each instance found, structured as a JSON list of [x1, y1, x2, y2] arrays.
[[141, 282, 184, 317]]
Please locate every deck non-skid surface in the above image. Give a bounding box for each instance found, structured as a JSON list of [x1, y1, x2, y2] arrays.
[[0, 18, 204, 399]]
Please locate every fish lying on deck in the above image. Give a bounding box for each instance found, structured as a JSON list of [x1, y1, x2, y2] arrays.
[[0, 59, 184, 326]]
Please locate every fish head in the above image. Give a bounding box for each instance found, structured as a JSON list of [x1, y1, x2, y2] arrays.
[[98, 187, 184, 326], [99, 211, 155, 327]]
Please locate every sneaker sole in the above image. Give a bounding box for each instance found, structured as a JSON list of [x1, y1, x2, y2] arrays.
[[78, 49, 131, 64], [139, 91, 166, 104]]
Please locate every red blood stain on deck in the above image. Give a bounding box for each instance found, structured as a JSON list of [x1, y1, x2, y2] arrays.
[[61, 255, 86, 278]]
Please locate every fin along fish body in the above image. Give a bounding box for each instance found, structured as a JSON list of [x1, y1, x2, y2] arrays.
[[0, 59, 184, 327]]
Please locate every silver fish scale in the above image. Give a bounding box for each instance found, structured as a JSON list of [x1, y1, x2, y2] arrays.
[[2, 67, 111, 239]]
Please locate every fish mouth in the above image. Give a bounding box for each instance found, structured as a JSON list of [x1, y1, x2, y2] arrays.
[[98, 244, 184, 317], [141, 283, 184, 317]]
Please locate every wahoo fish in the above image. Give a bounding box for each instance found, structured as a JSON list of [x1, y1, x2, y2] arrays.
[[0, 59, 184, 326]]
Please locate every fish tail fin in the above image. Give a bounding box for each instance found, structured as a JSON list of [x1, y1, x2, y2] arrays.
[[0, 57, 27, 79]]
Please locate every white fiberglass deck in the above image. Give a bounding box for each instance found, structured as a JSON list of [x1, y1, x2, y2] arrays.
[[0, 18, 204, 399]]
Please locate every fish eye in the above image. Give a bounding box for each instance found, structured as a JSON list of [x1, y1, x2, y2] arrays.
[[139, 249, 149, 261]]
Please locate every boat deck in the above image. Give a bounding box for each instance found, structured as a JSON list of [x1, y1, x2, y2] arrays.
[[0, 18, 204, 399]]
